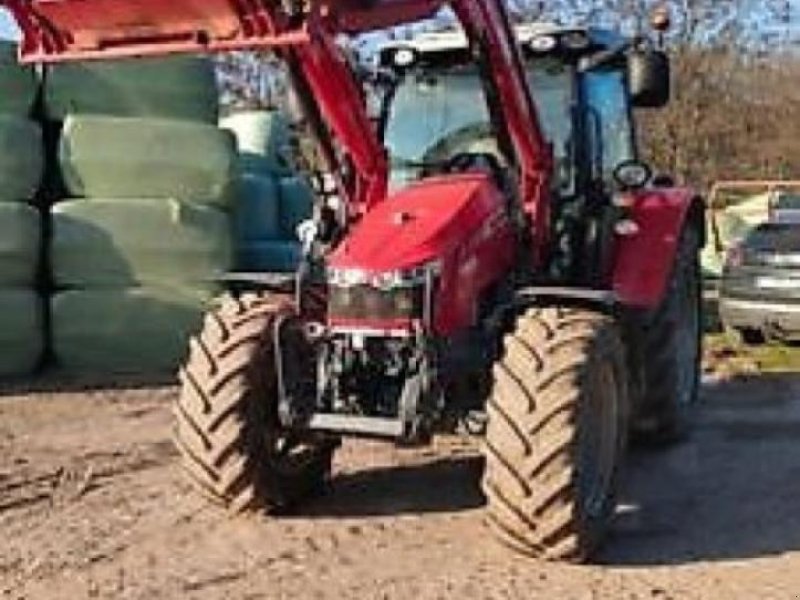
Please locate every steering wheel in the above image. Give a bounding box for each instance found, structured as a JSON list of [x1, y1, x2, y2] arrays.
[[442, 151, 502, 174], [421, 122, 496, 165], [437, 152, 509, 192]]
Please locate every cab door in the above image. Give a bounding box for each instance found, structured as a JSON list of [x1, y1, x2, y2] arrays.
[[579, 66, 638, 286]]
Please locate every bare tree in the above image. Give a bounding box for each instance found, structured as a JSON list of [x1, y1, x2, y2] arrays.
[[216, 52, 289, 114]]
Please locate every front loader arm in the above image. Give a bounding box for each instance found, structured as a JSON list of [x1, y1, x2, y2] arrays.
[[450, 0, 552, 261], [3, 0, 552, 261], [290, 32, 388, 215]]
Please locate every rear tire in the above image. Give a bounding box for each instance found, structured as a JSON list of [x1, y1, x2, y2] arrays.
[[482, 307, 629, 562], [634, 226, 702, 443], [173, 292, 334, 513]]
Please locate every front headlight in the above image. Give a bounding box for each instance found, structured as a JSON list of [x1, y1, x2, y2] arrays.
[[371, 261, 441, 291], [529, 34, 558, 53], [328, 285, 424, 320], [327, 261, 441, 321], [327, 267, 369, 288], [328, 261, 441, 291]]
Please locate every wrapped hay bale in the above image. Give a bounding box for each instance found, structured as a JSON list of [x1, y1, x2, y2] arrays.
[[220, 111, 293, 176], [0, 203, 40, 286], [59, 115, 237, 206], [233, 173, 282, 242], [52, 287, 215, 375], [52, 198, 232, 288], [0, 115, 43, 202], [0, 289, 43, 377], [45, 55, 219, 123], [0, 41, 38, 116], [236, 240, 302, 273], [229, 174, 313, 272]]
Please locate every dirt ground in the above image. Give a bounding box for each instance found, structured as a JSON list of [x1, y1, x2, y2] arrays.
[[3, 363, 800, 599]]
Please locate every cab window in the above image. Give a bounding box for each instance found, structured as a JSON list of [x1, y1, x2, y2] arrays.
[[583, 69, 636, 181]]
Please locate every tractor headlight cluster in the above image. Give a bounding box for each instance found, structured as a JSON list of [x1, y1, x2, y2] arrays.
[[529, 35, 558, 53], [392, 47, 417, 68], [327, 262, 441, 321], [560, 31, 590, 51], [378, 46, 419, 71], [328, 285, 424, 320], [528, 31, 590, 54]]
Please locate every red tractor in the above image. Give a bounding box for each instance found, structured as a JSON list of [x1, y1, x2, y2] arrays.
[[4, 0, 704, 561]]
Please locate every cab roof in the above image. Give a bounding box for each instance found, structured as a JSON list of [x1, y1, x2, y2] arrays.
[[379, 22, 625, 57]]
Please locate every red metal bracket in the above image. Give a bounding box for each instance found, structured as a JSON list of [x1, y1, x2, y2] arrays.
[[3, 0, 306, 62], [1, 0, 553, 267], [0, 0, 447, 63]]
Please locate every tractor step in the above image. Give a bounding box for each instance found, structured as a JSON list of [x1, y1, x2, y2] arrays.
[[307, 413, 405, 439]]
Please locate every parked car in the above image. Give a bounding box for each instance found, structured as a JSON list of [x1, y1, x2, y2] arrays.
[[720, 221, 800, 344], [773, 192, 800, 225]]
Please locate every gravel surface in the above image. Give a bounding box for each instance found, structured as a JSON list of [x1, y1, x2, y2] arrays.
[[2, 374, 800, 599]]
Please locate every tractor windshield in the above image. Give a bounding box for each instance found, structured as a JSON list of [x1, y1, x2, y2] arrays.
[[384, 58, 574, 191]]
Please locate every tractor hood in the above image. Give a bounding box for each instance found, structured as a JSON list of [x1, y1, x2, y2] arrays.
[[329, 173, 501, 273]]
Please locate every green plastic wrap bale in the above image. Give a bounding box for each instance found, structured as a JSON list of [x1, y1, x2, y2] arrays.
[[236, 241, 302, 273], [0, 42, 38, 116], [0, 289, 43, 377], [0, 203, 40, 286], [233, 174, 282, 243], [60, 116, 237, 206], [0, 116, 43, 202], [278, 176, 315, 239], [220, 111, 293, 176], [52, 287, 215, 375], [52, 198, 232, 288], [45, 55, 219, 123]]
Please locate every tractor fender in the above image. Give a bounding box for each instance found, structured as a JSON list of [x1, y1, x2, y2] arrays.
[[612, 187, 704, 310]]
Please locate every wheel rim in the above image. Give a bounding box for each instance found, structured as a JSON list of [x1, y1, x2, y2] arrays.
[[578, 358, 619, 519]]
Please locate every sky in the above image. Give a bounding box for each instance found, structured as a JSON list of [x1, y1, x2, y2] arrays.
[[0, 9, 19, 40]]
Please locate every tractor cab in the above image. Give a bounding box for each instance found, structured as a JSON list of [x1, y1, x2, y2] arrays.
[[378, 24, 671, 184], [377, 24, 671, 283]]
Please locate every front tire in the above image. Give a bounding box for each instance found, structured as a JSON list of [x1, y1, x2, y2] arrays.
[[173, 292, 334, 513], [482, 307, 629, 562]]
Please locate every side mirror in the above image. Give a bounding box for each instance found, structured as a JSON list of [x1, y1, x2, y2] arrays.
[[628, 50, 670, 108], [613, 159, 652, 190]]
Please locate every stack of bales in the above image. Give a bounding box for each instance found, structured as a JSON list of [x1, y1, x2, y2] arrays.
[[221, 111, 315, 272], [0, 42, 44, 377], [46, 56, 236, 375]]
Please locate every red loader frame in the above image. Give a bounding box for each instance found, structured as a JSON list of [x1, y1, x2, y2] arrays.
[[4, 0, 552, 262], [1, 0, 700, 313]]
